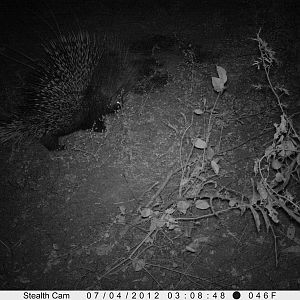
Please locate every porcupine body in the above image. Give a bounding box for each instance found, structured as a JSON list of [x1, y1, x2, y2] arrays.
[[0, 31, 137, 150]]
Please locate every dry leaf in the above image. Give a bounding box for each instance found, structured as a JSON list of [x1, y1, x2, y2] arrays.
[[195, 199, 210, 210]]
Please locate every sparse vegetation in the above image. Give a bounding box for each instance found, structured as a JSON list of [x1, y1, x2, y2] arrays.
[[92, 30, 300, 283], [1, 1, 299, 290]]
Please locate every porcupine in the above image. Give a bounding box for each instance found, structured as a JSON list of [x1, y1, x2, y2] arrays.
[[0, 31, 137, 150]]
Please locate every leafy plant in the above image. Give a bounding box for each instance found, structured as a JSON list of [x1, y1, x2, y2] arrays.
[[252, 29, 300, 226]]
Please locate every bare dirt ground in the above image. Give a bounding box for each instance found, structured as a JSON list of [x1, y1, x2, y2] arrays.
[[0, 0, 299, 290]]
